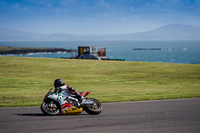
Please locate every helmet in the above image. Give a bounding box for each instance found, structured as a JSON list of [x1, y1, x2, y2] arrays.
[[54, 79, 64, 88]]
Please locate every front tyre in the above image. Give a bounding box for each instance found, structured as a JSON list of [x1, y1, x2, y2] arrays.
[[84, 98, 103, 115], [41, 100, 60, 116]]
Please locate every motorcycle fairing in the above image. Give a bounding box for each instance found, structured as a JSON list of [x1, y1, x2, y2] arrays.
[[61, 103, 83, 115], [44, 88, 53, 101], [62, 106, 83, 115], [45, 91, 66, 105]]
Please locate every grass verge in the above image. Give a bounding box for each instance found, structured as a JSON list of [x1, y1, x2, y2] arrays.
[[0, 56, 200, 107]]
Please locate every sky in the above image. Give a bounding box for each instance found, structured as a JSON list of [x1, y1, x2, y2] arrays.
[[0, 0, 200, 35]]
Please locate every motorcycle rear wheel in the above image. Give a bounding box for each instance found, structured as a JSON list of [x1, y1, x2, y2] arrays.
[[84, 98, 103, 115], [41, 100, 60, 116]]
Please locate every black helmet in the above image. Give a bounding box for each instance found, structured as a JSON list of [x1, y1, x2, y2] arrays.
[[54, 79, 64, 88]]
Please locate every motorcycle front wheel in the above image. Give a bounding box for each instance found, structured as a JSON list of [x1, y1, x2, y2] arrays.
[[84, 98, 103, 115], [41, 100, 60, 116]]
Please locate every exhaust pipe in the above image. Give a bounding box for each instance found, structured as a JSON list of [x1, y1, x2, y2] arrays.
[[81, 99, 94, 106]]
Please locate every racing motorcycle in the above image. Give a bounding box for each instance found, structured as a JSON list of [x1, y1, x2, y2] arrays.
[[41, 88, 103, 115]]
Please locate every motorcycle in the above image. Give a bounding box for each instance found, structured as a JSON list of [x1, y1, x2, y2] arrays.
[[41, 88, 103, 115]]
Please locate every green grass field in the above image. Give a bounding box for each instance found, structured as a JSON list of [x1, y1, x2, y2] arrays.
[[0, 56, 200, 107]]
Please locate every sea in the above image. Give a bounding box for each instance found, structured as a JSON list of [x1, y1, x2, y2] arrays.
[[0, 41, 200, 64]]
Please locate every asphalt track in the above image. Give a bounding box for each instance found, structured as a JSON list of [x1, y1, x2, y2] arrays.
[[0, 98, 200, 133]]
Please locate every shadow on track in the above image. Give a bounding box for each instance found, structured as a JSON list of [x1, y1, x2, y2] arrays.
[[17, 113, 45, 116], [17, 113, 89, 116]]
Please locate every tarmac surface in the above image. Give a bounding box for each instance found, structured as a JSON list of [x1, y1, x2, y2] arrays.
[[0, 98, 200, 133]]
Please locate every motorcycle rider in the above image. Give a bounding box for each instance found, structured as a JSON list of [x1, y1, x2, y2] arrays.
[[53, 79, 84, 106]]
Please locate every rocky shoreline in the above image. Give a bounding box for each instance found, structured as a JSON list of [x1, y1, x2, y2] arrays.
[[0, 46, 76, 55]]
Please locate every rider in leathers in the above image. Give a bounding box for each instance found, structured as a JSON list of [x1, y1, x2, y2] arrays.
[[53, 79, 83, 106]]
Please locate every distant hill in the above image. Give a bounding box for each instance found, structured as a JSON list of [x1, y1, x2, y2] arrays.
[[0, 27, 46, 41], [0, 24, 200, 41]]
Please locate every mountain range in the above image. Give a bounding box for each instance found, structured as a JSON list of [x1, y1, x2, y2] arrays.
[[0, 24, 200, 41]]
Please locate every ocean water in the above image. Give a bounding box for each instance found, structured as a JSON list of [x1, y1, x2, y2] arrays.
[[0, 41, 200, 64]]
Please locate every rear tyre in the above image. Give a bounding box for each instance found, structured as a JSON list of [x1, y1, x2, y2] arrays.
[[84, 98, 103, 115], [41, 100, 60, 116]]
